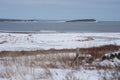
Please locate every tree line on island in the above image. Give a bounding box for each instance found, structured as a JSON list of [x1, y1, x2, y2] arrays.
[[66, 19, 96, 22]]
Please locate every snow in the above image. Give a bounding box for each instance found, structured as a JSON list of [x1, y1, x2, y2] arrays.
[[0, 32, 120, 80], [0, 51, 119, 80], [0, 65, 100, 80], [0, 32, 120, 51], [97, 58, 119, 67], [48, 69, 99, 80], [93, 50, 120, 67]]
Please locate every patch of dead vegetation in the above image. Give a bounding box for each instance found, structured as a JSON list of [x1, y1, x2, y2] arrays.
[[77, 36, 94, 41], [0, 44, 120, 58], [80, 44, 120, 59], [0, 41, 7, 44]]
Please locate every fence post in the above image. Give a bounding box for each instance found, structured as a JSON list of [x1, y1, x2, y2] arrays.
[[76, 48, 79, 69], [71, 48, 80, 69]]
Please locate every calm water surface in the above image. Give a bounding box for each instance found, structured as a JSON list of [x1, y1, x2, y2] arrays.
[[0, 21, 120, 32]]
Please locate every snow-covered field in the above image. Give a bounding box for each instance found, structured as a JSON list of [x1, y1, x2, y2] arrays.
[[0, 32, 120, 80], [0, 32, 120, 51], [0, 51, 120, 80]]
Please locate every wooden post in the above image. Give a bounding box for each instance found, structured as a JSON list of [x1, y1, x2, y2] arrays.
[[76, 48, 79, 69], [71, 48, 80, 69]]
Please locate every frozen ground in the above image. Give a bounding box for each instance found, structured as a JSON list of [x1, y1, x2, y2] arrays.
[[0, 51, 120, 80], [0, 32, 120, 51], [0, 32, 120, 80]]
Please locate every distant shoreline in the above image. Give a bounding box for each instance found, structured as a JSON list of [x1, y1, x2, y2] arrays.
[[0, 18, 96, 23], [1, 21, 120, 32]]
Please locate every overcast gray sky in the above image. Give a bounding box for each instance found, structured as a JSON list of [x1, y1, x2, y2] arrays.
[[0, 0, 120, 21]]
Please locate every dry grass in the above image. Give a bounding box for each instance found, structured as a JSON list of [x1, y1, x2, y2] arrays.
[[80, 44, 120, 59], [0, 49, 75, 57], [0, 45, 120, 80], [0, 44, 120, 70], [98, 67, 120, 80], [0, 44, 120, 57], [0, 41, 7, 44], [0, 44, 119, 70], [0, 53, 73, 79], [77, 36, 94, 41], [1, 44, 119, 69]]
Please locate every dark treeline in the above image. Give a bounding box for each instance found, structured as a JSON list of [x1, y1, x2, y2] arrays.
[[66, 19, 96, 22]]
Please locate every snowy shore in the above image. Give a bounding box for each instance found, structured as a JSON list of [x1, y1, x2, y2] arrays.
[[0, 32, 120, 51], [0, 32, 120, 80]]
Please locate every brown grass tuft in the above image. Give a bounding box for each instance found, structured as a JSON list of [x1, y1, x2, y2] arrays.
[[79, 44, 120, 59]]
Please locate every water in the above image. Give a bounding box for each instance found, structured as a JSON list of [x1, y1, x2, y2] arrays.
[[0, 21, 120, 32]]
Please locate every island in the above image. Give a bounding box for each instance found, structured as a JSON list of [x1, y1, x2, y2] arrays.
[[66, 19, 96, 22], [0, 19, 38, 22]]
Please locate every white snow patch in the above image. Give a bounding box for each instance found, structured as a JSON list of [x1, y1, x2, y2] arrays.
[[0, 33, 120, 51]]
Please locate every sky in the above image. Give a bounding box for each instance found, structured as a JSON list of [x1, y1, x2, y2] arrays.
[[0, 0, 120, 21]]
